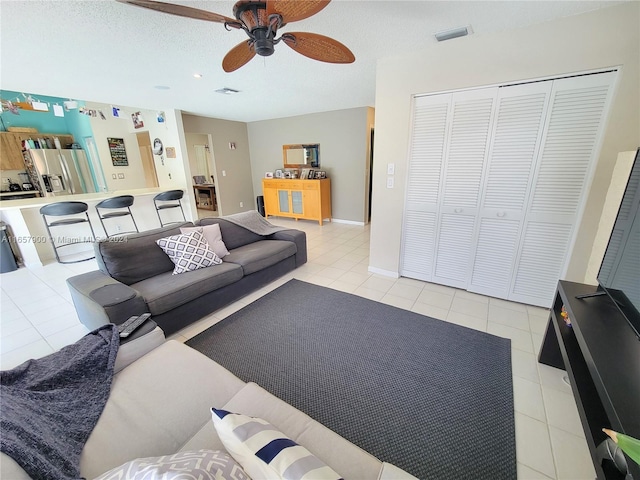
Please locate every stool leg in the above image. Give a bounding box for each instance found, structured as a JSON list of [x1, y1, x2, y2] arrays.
[[128, 207, 139, 233]]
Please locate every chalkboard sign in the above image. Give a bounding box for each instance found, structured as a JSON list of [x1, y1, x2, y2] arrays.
[[107, 137, 128, 166]]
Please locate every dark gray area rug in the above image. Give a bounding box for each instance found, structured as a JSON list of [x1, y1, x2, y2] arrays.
[[186, 279, 516, 479]]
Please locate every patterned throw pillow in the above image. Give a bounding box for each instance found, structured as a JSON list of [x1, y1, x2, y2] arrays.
[[94, 449, 250, 480], [156, 230, 222, 275], [211, 408, 343, 480]]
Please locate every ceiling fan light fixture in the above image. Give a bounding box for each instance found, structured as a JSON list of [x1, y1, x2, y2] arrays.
[[215, 87, 240, 95], [435, 25, 472, 42]]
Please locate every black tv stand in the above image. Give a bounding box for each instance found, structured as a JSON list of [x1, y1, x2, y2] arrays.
[[575, 290, 607, 299], [539, 280, 640, 479]]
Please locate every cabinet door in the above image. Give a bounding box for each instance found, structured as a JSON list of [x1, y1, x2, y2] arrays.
[[468, 81, 552, 298], [291, 191, 303, 214], [303, 188, 320, 219], [278, 190, 290, 213], [0, 133, 27, 170], [263, 184, 278, 216]]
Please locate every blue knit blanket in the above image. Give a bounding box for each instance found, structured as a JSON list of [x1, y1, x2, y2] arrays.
[[1, 324, 119, 480]]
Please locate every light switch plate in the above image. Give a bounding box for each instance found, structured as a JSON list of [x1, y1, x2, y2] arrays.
[[387, 177, 394, 188], [117, 173, 125, 179], [387, 163, 395, 175]]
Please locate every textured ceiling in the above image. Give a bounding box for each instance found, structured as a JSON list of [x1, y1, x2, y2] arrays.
[[0, 0, 625, 122]]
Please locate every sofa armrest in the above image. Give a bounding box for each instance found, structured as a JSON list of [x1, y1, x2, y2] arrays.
[[67, 270, 148, 331], [269, 229, 307, 266], [114, 324, 165, 374]]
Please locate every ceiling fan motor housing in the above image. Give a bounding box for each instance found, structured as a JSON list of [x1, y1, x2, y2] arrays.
[[233, 0, 280, 56]]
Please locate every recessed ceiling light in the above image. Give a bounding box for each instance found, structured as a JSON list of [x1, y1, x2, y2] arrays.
[[215, 87, 240, 95], [154, 85, 170, 90], [193, 73, 203, 79], [435, 25, 473, 42]]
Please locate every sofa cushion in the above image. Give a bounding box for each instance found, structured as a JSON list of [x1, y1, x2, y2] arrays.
[[95, 222, 193, 285], [223, 383, 383, 480], [79, 341, 247, 479], [223, 240, 296, 276], [131, 262, 243, 316], [156, 230, 222, 275], [94, 449, 250, 480], [211, 408, 343, 480], [181, 224, 230, 258], [198, 218, 264, 250]]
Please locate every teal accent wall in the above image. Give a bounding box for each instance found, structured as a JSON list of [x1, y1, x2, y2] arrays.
[[0, 90, 92, 143]]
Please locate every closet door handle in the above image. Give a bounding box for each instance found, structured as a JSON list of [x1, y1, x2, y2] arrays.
[[497, 212, 506, 218], [455, 208, 463, 213]]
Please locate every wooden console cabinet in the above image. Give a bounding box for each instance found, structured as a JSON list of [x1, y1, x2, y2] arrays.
[[262, 178, 331, 225], [539, 281, 640, 479]]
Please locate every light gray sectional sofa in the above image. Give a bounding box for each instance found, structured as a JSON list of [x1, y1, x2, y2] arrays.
[[0, 331, 416, 479], [67, 218, 306, 336]]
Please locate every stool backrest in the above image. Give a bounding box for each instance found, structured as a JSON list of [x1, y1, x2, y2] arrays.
[[96, 195, 134, 210], [40, 201, 89, 217], [154, 190, 184, 202]]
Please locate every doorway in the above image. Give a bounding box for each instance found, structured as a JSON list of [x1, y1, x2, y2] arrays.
[[367, 127, 374, 222], [135, 132, 159, 188]]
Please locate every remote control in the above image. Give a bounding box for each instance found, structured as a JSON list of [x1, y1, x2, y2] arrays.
[[119, 313, 151, 338], [117, 315, 140, 333]]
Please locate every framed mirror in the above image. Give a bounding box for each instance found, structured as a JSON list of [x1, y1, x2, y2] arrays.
[[283, 144, 320, 168]]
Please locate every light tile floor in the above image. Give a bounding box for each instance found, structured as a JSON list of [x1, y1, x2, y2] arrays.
[[0, 217, 593, 479]]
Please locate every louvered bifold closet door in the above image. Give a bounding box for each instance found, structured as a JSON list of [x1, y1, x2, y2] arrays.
[[510, 71, 617, 306], [400, 94, 452, 281], [467, 82, 552, 298], [431, 88, 497, 289]]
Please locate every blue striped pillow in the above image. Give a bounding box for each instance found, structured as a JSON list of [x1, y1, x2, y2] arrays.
[[211, 408, 344, 480]]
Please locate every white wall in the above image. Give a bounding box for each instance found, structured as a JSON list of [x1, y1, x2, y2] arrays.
[[370, 2, 640, 283], [247, 107, 373, 224], [87, 104, 188, 192]]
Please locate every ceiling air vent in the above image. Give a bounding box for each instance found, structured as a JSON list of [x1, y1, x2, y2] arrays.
[[435, 25, 472, 42], [215, 87, 240, 95]]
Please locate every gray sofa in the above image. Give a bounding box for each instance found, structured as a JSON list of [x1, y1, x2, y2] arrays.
[[67, 218, 306, 336], [0, 331, 416, 479]]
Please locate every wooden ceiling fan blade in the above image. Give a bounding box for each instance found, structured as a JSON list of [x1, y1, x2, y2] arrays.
[[283, 32, 355, 64], [267, 0, 331, 23], [222, 41, 256, 72], [116, 0, 237, 24]]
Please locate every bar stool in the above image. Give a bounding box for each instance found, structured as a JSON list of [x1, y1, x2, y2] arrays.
[[40, 201, 96, 264], [153, 190, 186, 227], [95, 195, 139, 237]]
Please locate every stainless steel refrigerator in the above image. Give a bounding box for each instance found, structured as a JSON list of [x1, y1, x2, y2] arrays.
[[23, 149, 94, 197]]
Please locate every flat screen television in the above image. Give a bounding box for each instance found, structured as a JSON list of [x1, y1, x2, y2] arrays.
[[595, 147, 640, 339]]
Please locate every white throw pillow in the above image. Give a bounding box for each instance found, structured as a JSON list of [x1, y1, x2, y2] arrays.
[[211, 407, 343, 480], [156, 230, 222, 275], [94, 449, 250, 480], [181, 224, 230, 258]]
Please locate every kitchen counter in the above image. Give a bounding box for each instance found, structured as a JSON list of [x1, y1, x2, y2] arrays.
[[0, 187, 164, 209], [0, 187, 196, 267], [0, 190, 39, 195]]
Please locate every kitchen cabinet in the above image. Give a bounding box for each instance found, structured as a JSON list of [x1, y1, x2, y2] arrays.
[[0, 132, 74, 170], [262, 178, 331, 225]]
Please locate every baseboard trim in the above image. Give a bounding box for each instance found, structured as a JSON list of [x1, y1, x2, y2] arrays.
[[368, 266, 399, 278], [331, 218, 366, 226]]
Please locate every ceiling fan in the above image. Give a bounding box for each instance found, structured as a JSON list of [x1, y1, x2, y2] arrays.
[[117, 0, 355, 72]]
